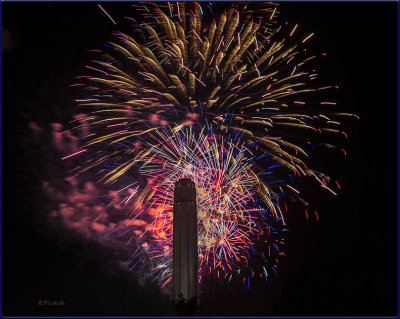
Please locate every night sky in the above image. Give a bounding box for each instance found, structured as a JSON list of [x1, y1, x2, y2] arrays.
[[2, 2, 398, 317]]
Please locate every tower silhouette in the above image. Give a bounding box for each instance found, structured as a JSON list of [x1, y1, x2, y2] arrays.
[[173, 178, 198, 315]]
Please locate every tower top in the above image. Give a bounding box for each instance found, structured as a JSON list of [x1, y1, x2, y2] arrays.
[[174, 178, 196, 203], [175, 178, 195, 188]]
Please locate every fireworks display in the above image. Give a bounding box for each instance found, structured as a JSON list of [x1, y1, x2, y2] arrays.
[[65, 2, 358, 289]]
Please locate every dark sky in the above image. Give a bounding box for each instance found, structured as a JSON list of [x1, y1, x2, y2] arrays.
[[2, 1, 398, 317]]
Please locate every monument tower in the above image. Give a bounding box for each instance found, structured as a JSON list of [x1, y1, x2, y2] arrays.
[[173, 178, 198, 313]]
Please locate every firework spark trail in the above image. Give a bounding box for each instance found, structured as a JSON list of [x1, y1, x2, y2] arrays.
[[98, 4, 117, 25], [66, 2, 357, 288]]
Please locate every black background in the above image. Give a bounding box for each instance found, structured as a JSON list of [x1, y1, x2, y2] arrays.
[[2, 2, 398, 317]]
